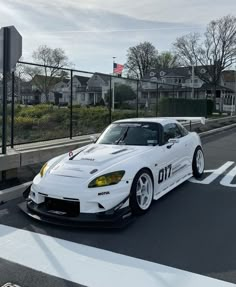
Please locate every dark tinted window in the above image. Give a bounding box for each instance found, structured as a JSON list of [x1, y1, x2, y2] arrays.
[[163, 123, 182, 143], [176, 123, 189, 136], [97, 122, 159, 146]]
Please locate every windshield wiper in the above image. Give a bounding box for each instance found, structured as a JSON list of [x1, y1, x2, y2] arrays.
[[115, 127, 129, 145]]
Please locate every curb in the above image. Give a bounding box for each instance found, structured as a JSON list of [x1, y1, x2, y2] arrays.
[[0, 123, 236, 204], [0, 181, 32, 204], [199, 123, 236, 138]]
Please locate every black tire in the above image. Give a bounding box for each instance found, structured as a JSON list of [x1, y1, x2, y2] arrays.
[[192, 146, 205, 178], [130, 169, 154, 215]]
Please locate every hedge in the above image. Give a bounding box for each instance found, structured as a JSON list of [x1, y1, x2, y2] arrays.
[[158, 98, 213, 117]]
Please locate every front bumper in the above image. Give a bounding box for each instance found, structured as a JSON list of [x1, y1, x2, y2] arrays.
[[19, 198, 134, 229]]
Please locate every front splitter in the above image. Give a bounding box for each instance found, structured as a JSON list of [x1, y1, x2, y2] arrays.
[[19, 200, 134, 229]]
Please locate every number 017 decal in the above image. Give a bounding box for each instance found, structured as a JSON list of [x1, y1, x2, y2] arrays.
[[158, 164, 172, 183]]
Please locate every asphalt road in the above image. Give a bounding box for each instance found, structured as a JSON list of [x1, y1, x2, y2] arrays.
[[0, 128, 236, 287]]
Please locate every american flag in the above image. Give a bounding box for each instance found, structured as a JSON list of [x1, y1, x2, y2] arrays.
[[113, 63, 124, 75]]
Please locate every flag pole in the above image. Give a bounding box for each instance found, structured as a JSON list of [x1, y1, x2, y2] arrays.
[[112, 57, 116, 111]]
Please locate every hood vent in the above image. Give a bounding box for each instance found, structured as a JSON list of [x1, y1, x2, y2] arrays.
[[111, 148, 128, 155]]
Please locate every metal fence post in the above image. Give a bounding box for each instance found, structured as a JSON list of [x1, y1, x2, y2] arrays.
[[11, 71, 15, 148], [109, 75, 112, 123], [2, 27, 10, 155], [136, 80, 139, 117], [70, 70, 73, 139], [156, 83, 159, 117]]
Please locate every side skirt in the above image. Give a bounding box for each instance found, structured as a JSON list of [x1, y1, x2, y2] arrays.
[[153, 173, 193, 200]]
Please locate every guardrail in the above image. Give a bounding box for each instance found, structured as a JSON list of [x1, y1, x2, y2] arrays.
[[183, 115, 236, 131]]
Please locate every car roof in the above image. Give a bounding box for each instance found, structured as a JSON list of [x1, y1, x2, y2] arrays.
[[113, 117, 177, 126]]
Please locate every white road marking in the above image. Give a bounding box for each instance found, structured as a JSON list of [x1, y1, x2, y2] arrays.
[[189, 161, 235, 185], [220, 166, 236, 187], [0, 224, 234, 287]]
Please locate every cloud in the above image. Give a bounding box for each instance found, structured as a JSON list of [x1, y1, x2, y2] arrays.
[[0, 0, 235, 73]]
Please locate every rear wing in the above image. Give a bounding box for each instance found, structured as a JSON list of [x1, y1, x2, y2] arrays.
[[164, 117, 206, 125]]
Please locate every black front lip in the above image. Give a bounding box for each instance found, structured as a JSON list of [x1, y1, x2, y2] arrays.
[[19, 199, 134, 228]]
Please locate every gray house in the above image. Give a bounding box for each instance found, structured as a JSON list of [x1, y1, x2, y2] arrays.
[[142, 66, 235, 113]]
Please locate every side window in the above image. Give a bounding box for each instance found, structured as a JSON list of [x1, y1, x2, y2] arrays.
[[176, 123, 189, 137], [163, 123, 182, 144]]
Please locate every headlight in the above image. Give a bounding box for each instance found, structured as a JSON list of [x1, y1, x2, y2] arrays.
[[40, 163, 48, 177], [88, 171, 125, 188]]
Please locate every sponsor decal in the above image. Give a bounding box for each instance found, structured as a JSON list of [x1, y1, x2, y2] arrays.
[[98, 191, 110, 196], [81, 158, 95, 161], [189, 161, 236, 188], [69, 151, 73, 157], [48, 210, 67, 215]]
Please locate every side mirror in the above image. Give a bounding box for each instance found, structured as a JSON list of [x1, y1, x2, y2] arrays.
[[168, 138, 179, 145], [167, 138, 179, 149], [90, 135, 97, 143]]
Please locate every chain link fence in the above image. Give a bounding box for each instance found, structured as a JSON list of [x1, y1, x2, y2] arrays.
[[0, 61, 211, 152]]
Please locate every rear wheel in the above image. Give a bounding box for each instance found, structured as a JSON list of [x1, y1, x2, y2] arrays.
[[192, 146, 204, 178], [130, 169, 154, 215]]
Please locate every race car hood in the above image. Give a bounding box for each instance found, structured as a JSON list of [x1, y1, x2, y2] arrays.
[[49, 144, 152, 179]]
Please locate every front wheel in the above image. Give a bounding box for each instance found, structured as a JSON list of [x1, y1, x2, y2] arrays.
[[130, 169, 154, 215], [192, 146, 205, 178]]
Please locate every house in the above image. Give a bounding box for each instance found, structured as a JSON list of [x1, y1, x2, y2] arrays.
[[31, 74, 63, 103], [221, 70, 236, 113], [55, 75, 91, 106], [88, 73, 137, 107], [21, 74, 92, 106], [142, 66, 235, 113]]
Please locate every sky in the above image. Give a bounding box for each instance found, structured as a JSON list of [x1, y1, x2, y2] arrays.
[[0, 0, 235, 74]]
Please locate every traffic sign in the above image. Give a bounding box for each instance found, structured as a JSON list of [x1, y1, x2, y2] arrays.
[[0, 26, 22, 73]]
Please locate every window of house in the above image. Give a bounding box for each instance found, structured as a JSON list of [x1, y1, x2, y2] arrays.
[[151, 77, 158, 82], [81, 93, 85, 101], [150, 92, 156, 98]]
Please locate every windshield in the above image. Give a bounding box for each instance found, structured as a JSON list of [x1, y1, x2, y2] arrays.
[[97, 122, 159, 146]]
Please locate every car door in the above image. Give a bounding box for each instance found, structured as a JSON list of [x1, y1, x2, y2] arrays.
[[156, 123, 189, 196]]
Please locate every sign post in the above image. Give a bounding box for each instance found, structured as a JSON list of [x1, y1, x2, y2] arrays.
[[0, 26, 22, 155]]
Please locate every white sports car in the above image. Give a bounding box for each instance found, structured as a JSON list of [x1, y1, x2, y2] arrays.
[[20, 117, 205, 227]]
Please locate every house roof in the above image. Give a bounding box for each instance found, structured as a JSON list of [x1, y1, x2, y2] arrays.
[[94, 73, 110, 84], [62, 78, 70, 84], [144, 65, 213, 80], [200, 83, 234, 92], [31, 75, 63, 86], [74, 75, 90, 86]]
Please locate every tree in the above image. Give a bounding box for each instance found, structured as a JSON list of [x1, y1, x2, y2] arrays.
[[25, 45, 70, 103], [115, 84, 136, 107], [125, 42, 158, 79], [105, 84, 136, 108], [173, 15, 236, 101], [156, 51, 181, 69]]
